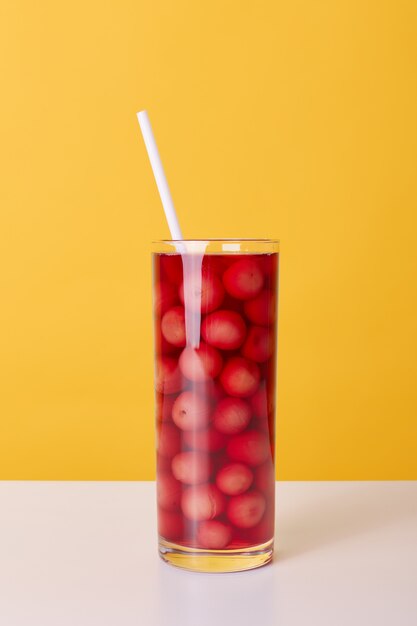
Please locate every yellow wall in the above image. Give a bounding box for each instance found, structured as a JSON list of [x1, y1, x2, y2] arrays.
[[1, 1, 416, 480]]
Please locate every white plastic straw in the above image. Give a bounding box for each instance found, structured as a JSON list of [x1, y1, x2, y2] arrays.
[[137, 110, 207, 346], [136, 110, 183, 240]]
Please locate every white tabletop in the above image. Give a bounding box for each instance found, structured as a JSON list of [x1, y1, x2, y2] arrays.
[[0, 481, 416, 626]]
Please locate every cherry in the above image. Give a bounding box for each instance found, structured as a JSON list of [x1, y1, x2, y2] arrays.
[[155, 356, 183, 394], [179, 342, 223, 382], [159, 254, 183, 285], [242, 326, 274, 363], [216, 463, 253, 496], [197, 520, 232, 550], [201, 310, 246, 350], [155, 323, 179, 356], [172, 390, 211, 431], [181, 484, 225, 521], [154, 281, 178, 317], [179, 270, 224, 314], [161, 306, 186, 347], [219, 357, 260, 397], [223, 258, 264, 300], [243, 290, 276, 326], [171, 451, 212, 484], [202, 255, 230, 276], [226, 430, 270, 466], [227, 491, 266, 529], [157, 472, 182, 512], [213, 397, 252, 435]]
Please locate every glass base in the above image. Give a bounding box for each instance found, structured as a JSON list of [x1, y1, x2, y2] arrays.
[[159, 538, 274, 573]]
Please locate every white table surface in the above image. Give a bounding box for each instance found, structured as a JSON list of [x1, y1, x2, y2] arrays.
[[0, 481, 416, 626]]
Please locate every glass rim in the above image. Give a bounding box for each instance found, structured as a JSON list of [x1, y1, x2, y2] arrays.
[[152, 238, 280, 244]]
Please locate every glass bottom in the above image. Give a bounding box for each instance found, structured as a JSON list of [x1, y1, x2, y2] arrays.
[[159, 538, 274, 573]]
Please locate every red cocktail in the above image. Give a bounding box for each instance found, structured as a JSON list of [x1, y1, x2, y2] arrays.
[[153, 239, 279, 572]]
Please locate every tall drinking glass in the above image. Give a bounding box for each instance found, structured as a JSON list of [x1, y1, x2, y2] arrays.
[[152, 239, 279, 572]]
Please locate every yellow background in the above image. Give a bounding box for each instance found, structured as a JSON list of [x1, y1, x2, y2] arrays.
[[1, 1, 416, 480]]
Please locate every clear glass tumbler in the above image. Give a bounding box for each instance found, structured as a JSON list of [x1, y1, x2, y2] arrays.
[[152, 239, 279, 572]]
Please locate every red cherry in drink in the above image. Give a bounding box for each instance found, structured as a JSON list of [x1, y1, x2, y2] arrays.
[[212, 397, 252, 434], [183, 427, 228, 452], [197, 520, 232, 549], [158, 509, 184, 541], [223, 258, 264, 300], [155, 356, 183, 394], [179, 343, 223, 382], [216, 462, 253, 496], [201, 309, 247, 350], [171, 451, 212, 484], [159, 254, 183, 285], [154, 281, 178, 317], [226, 430, 270, 466], [202, 254, 230, 277], [179, 270, 224, 314], [244, 290, 276, 326], [219, 357, 260, 397], [181, 484, 225, 521], [157, 472, 182, 511], [155, 322, 179, 356], [242, 326, 274, 363], [157, 422, 181, 458], [161, 306, 186, 347], [172, 390, 211, 431], [227, 491, 266, 528]]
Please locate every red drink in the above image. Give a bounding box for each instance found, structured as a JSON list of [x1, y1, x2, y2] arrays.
[[153, 240, 279, 572]]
